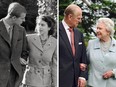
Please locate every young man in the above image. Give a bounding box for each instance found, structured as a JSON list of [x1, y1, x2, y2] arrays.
[[0, 2, 28, 87]]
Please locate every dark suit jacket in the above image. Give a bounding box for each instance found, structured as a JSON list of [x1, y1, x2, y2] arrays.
[[0, 19, 28, 87], [59, 22, 87, 87]]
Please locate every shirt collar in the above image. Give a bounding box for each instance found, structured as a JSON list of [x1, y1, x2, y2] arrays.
[[3, 18, 10, 30], [62, 20, 70, 31]]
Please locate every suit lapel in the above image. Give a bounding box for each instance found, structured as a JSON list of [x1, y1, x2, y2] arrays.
[[32, 35, 43, 52], [74, 29, 79, 57], [11, 25, 19, 49], [59, 22, 73, 56], [0, 20, 11, 46]]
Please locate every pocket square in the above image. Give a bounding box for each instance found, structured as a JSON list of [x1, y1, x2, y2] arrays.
[[78, 42, 82, 45]]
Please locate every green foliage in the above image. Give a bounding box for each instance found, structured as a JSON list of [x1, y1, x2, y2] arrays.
[[59, 0, 73, 4]]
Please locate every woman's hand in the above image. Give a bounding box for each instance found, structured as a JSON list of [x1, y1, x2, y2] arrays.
[[102, 70, 114, 79]]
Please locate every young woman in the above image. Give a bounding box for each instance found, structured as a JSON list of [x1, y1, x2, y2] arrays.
[[24, 15, 57, 87]]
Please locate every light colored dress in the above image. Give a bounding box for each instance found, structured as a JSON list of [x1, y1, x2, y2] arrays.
[[24, 34, 57, 87]]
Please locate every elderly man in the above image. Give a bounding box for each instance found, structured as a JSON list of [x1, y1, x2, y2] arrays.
[[59, 4, 88, 87], [0, 2, 28, 87]]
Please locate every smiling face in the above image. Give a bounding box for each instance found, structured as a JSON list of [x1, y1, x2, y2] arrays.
[[96, 22, 110, 41], [36, 19, 50, 35]]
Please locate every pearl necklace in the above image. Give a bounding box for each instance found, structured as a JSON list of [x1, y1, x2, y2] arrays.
[[40, 37, 48, 47], [100, 39, 111, 52]]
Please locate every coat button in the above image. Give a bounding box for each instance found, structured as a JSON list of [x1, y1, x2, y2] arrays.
[[38, 71, 40, 73], [48, 69, 50, 72]]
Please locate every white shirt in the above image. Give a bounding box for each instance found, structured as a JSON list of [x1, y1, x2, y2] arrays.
[[62, 20, 71, 44]]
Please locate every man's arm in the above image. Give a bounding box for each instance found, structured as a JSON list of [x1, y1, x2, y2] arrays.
[[20, 28, 29, 65]]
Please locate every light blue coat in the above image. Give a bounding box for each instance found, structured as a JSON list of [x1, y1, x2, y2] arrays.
[[87, 38, 116, 87]]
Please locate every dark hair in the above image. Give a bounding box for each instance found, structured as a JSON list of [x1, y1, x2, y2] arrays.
[[36, 15, 56, 35], [8, 2, 27, 18]]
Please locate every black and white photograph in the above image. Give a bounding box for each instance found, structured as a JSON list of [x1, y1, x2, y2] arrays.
[[0, 0, 57, 87]]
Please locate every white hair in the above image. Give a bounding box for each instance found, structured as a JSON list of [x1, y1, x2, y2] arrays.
[[96, 18, 115, 37]]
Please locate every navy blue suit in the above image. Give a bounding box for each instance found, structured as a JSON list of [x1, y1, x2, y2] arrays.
[[59, 22, 87, 87]]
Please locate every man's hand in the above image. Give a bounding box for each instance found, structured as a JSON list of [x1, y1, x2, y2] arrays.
[[20, 57, 28, 65], [80, 63, 87, 71], [78, 78, 86, 87]]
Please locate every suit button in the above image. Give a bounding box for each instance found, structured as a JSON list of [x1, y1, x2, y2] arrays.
[[48, 69, 50, 72], [38, 71, 40, 73], [8, 69, 10, 72]]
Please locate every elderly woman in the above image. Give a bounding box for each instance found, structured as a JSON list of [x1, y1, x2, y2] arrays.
[[24, 15, 57, 87], [87, 18, 116, 87]]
